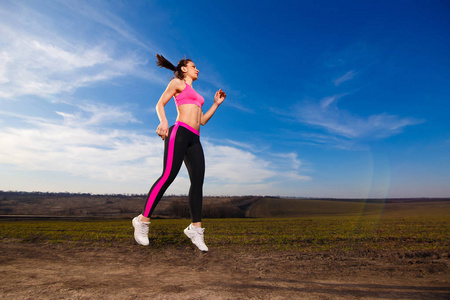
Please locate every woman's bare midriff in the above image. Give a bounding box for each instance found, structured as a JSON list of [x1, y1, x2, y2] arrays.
[[176, 104, 202, 131]]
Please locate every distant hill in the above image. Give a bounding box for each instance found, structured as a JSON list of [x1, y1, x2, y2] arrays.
[[0, 191, 448, 219], [245, 197, 450, 218]]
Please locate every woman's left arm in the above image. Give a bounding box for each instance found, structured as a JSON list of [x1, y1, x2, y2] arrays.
[[201, 89, 226, 125]]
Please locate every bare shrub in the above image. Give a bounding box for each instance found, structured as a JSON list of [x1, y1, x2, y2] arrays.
[[166, 200, 245, 219], [202, 203, 245, 218], [167, 199, 190, 218]]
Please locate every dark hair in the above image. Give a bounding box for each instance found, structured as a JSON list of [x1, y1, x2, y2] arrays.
[[156, 54, 192, 80]]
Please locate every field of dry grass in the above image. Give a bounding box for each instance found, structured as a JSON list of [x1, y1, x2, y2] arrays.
[[1, 191, 448, 219], [1, 192, 449, 299]]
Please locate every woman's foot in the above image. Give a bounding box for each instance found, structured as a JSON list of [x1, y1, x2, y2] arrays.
[[184, 224, 208, 252], [132, 215, 150, 246]]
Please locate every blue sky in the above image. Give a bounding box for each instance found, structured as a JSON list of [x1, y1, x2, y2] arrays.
[[0, 0, 449, 198]]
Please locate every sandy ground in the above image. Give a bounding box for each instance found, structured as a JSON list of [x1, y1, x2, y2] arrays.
[[0, 241, 449, 299]]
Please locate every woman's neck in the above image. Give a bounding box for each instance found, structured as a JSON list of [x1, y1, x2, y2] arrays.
[[184, 78, 193, 86]]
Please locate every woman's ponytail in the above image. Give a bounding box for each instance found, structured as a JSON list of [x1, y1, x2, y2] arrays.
[[156, 54, 177, 72], [156, 54, 192, 80]]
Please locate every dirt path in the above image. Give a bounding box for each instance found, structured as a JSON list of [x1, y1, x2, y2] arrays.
[[0, 242, 449, 299]]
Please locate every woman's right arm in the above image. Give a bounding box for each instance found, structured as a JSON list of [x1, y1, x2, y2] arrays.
[[155, 79, 181, 140]]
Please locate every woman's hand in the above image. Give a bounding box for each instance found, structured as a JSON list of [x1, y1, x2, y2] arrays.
[[156, 122, 169, 140], [214, 89, 226, 105]]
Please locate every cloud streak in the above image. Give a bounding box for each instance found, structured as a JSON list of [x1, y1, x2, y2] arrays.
[[56, 102, 140, 126], [286, 46, 424, 148], [295, 95, 424, 140], [0, 1, 158, 100], [0, 106, 309, 195], [59, 0, 155, 51], [333, 70, 358, 86]]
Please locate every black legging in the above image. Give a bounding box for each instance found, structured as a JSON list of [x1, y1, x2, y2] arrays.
[[143, 121, 205, 222]]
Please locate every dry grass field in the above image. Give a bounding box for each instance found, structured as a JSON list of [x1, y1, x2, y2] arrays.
[[0, 193, 449, 299], [1, 191, 448, 219]]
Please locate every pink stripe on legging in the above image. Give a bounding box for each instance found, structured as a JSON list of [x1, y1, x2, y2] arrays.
[[143, 123, 179, 217], [175, 121, 199, 136]]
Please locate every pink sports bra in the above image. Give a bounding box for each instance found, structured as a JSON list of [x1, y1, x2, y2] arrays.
[[174, 83, 204, 108]]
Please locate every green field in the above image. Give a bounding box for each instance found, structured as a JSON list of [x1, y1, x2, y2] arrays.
[[1, 215, 448, 253]]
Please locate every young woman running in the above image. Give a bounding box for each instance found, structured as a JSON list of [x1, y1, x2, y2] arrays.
[[132, 54, 226, 252]]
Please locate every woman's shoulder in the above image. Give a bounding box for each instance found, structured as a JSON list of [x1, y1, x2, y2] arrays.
[[168, 78, 185, 90]]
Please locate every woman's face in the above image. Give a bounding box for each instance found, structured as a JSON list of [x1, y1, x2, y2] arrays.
[[182, 61, 199, 81]]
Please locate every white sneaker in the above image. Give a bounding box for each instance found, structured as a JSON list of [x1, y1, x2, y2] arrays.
[[132, 215, 150, 246], [184, 224, 208, 252]]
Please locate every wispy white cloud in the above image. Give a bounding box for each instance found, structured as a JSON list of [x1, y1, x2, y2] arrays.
[[320, 95, 339, 108], [0, 39, 120, 98], [289, 42, 423, 147], [333, 70, 358, 86], [268, 152, 311, 181], [297, 132, 366, 150], [0, 1, 160, 100], [202, 140, 310, 195], [59, 0, 155, 51], [56, 102, 140, 126], [295, 95, 424, 140], [0, 116, 159, 183], [0, 106, 309, 195], [204, 142, 275, 184]]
